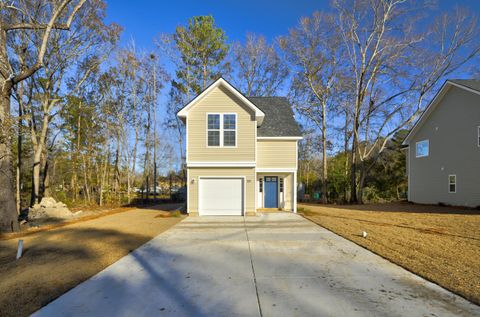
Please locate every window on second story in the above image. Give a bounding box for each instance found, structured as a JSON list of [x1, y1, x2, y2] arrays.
[[416, 139, 429, 158], [207, 113, 236, 147], [223, 114, 236, 147], [207, 114, 220, 146]]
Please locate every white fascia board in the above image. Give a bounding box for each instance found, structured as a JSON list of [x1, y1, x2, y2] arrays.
[[187, 162, 256, 167], [177, 78, 265, 124], [403, 80, 480, 146], [257, 136, 303, 140], [256, 168, 297, 173], [402, 82, 450, 146]]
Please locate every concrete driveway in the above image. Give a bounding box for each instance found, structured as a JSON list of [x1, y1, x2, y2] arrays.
[[33, 213, 479, 317]]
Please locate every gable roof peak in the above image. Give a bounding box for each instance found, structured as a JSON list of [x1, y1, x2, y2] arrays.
[[403, 79, 480, 145], [177, 77, 265, 124]]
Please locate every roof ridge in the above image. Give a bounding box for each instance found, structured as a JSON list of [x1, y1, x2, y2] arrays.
[[248, 96, 287, 99]]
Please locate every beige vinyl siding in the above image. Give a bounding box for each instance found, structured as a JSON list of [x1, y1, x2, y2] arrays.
[[257, 140, 297, 168], [188, 167, 255, 213], [187, 86, 256, 162]]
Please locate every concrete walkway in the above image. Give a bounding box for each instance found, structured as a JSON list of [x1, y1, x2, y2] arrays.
[[32, 213, 479, 317]]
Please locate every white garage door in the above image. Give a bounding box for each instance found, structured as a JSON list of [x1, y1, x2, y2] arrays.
[[199, 178, 243, 216]]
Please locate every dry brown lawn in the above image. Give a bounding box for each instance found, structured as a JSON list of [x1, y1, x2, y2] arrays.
[[299, 202, 480, 306], [0, 205, 184, 317]]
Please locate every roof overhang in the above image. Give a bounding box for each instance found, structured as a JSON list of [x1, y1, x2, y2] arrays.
[[177, 77, 265, 125], [402, 80, 480, 146]]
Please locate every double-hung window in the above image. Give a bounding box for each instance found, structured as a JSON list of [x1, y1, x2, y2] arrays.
[[207, 113, 236, 147], [207, 114, 220, 146], [416, 140, 429, 158], [477, 126, 480, 147], [223, 114, 236, 147], [449, 175, 456, 193]]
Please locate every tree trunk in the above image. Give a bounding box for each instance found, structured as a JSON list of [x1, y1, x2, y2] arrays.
[[82, 152, 90, 203], [343, 110, 349, 202], [321, 102, 328, 204], [350, 112, 360, 203], [16, 99, 22, 215], [357, 164, 366, 204], [203, 64, 207, 90], [0, 84, 20, 232], [153, 61, 158, 203], [99, 148, 109, 206], [114, 134, 120, 202], [32, 149, 42, 204], [31, 113, 49, 205], [41, 147, 51, 198]]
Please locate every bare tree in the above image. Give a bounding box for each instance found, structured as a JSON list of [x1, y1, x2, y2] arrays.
[[0, 0, 86, 232], [280, 12, 344, 203], [334, 0, 480, 203], [24, 1, 118, 205], [232, 33, 288, 96]]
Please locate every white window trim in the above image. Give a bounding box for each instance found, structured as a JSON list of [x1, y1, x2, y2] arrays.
[[223, 113, 237, 147], [415, 139, 429, 158], [448, 174, 456, 194], [206, 113, 237, 148], [206, 113, 221, 147]]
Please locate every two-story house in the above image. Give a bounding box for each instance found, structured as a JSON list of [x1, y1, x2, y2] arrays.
[[403, 79, 480, 207], [177, 78, 302, 216]]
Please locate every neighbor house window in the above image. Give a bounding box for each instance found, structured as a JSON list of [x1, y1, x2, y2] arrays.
[[449, 175, 456, 193], [477, 126, 480, 147], [223, 114, 236, 147], [207, 114, 220, 146], [279, 178, 284, 193], [207, 113, 236, 147], [416, 140, 429, 158]]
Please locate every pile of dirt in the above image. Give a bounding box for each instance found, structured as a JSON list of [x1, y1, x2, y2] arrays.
[[28, 197, 73, 220]]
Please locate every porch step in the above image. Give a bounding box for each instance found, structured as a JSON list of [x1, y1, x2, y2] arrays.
[[257, 208, 284, 213]]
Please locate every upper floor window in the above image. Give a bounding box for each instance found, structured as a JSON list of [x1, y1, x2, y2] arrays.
[[207, 113, 237, 147], [207, 114, 220, 146], [416, 139, 429, 158], [223, 114, 236, 146]]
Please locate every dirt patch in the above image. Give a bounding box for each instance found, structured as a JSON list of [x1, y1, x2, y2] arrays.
[[299, 203, 480, 306], [0, 206, 184, 317]]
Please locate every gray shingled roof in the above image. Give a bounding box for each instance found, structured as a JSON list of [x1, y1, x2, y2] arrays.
[[449, 79, 480, 92], [248, 97, 302, 137]]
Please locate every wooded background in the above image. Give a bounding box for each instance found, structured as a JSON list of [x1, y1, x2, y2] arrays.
[[0, 0, 479, 232]]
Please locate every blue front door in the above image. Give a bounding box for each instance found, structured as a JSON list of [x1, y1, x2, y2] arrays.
[[264, 176, 278, 208]]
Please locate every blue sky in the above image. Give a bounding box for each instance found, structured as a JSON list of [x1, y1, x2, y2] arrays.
[[103, 0, 480, 171], [106, 0, 480, 49]]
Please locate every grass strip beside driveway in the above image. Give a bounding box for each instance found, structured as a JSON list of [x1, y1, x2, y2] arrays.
[[0, 207, 183, 317], [299, 203, 480, 306]]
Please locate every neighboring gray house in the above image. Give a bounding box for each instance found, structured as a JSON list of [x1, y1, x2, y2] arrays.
[[403, 79, 480, 207]]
